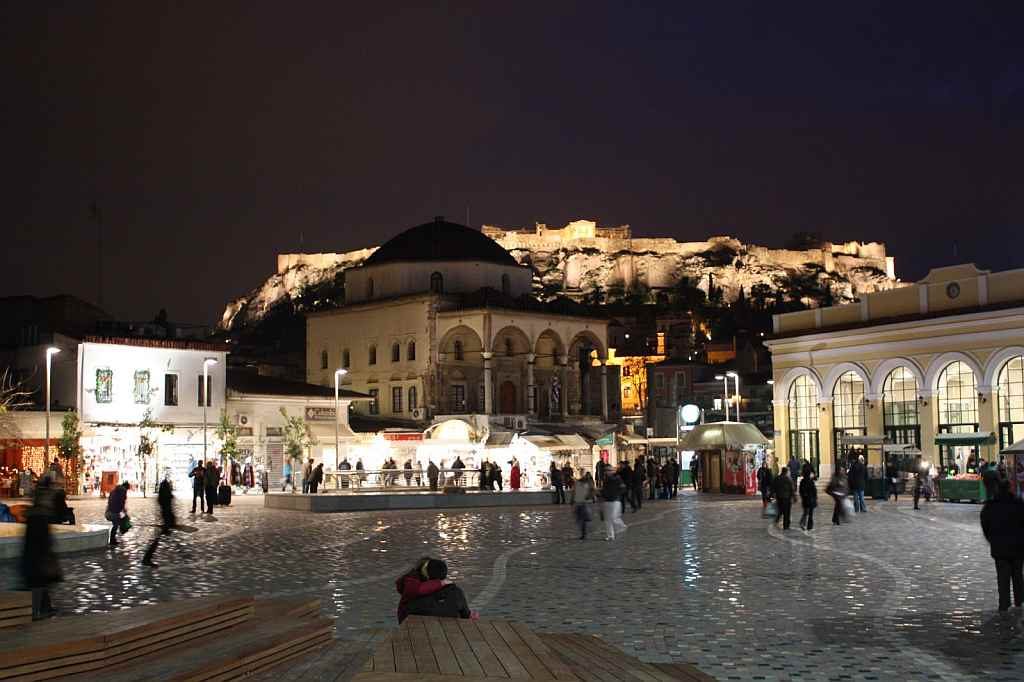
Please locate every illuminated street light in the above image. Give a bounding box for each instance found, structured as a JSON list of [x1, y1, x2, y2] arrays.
[[202, 357, 218, 463], [334, 368, 348, 477], [44, 347, 61, 463], [715, 374, 730, 421]]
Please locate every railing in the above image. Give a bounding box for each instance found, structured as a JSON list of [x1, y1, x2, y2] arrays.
[[323, 468, 482, 491]]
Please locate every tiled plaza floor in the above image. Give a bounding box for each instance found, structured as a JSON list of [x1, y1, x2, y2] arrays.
[[2, 490, 1021, 680]]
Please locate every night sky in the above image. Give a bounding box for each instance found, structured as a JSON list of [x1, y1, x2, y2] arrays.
[[4, 2, 1024, 325]]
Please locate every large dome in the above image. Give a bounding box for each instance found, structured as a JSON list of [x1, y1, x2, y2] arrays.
[[363, 217, 518, 267]]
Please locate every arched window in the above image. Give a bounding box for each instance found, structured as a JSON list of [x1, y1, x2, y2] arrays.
[[997, 355, 1024, 449], [937, 361, 979, 470], [501, 273, 511, 296], [368, 345, 377, 366], [788, 375, 820, 475], [882, 367, 919, 448], [409, 386, 418, 412], [430, 272, 443, 293], [453, 340, 464, 362], [391, 342, 401, 363], [320, 350, 328, 370], [407, 341, 416, 362], [832, 371, 866, 468], [342, 349, 350, 369], [367, 278, 375, 299], [505, 337, 514, 357]]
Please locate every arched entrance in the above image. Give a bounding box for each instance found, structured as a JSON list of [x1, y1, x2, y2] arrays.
[[499, 381, 517, 414]]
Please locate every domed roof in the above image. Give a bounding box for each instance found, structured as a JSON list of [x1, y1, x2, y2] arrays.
[[363, 217, 519, 267]]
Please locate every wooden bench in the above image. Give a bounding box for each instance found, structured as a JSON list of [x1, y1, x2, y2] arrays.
[[353, 618, 715, 682], [0, 592, 31, 630]]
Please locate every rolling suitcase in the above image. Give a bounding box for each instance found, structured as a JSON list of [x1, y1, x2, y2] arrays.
[[218, 483, 232, 506]]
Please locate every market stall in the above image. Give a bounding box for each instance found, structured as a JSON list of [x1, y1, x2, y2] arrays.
[[1002, 438, 1024, 500], [679, 422, 770, 495], [934, 431, 996, 503]]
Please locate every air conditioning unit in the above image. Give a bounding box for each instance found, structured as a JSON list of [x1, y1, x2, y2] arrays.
[[514, 416, 527, 430], [236, 414, 250, 426], [411, 408, 425, 420]]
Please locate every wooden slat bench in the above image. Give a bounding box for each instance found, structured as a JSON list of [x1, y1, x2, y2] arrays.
[[0, 592, 32, 630], [541, 633, 714, 682]]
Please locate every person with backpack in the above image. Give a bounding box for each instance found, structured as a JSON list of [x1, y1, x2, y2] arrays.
[[799, 463, 817, 531], [772, 466, 795, 530], [981, 479, 1024, 612], [601, 470, 628, 540]]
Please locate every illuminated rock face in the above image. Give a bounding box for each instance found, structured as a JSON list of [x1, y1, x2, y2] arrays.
[[219, 220, 899, 331]]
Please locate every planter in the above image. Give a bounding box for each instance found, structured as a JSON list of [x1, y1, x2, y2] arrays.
[[938, 478, 987, 503]]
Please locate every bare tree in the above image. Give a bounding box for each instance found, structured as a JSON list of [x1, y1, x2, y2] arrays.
[[0, 368, 34, 438]]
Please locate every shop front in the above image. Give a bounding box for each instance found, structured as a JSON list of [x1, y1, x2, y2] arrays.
[[680, 422, 770, 495], [934, 431, 996, 503]]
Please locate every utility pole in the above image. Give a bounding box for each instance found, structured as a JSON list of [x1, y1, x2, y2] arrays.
[[90, 203, 103, 309]]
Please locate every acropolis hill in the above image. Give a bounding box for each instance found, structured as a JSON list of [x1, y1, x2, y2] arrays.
[[221, 219, 898, 330]]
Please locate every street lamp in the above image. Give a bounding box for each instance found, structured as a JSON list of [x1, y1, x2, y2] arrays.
[[202, 358, 218, 464], [334, 368, 348, 484], [715, 374, 730, 421], [44, 347, 61, 463], [727, 371, 741, 422]]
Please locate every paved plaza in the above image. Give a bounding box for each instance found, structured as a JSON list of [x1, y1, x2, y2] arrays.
[[2, 491, 1022, 681]]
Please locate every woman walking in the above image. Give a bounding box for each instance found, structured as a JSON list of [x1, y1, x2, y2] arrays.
[[572, 472, 596, 540], [799, 463, 817, 531], [826, 471, 848, 525]]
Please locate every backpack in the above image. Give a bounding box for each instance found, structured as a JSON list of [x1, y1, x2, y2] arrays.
[[405, 584, 470, 620]]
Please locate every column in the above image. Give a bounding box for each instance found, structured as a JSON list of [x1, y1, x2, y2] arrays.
[[865, 393, 885, 470], [918, 390, 936, 465], [526, 353, 536, 417], [819, 399, 834, 473], [482, 352, 493, 415], [600, 360, 609, 422], [978, 384, 998, 438], [559, 354, 569, 420]]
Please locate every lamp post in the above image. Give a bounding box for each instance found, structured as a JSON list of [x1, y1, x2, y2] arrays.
[[202, 358, 218, 464], [334, 368, 347, 482], [44, 347, 61, 463], [727, 371, 741, 422], [715, 374, 730, 421]]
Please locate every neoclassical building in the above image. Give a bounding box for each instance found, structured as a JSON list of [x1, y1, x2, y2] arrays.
[[306, 218, 616, 424], [766, 264, 1024, 474]]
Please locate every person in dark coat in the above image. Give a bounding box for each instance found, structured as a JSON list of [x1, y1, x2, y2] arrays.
[[757, 462, 774, 508], [403, 460, 413, 487], [451, 456, 465, 486], [772, 466, 795, 530], [885, 457, 901, 502], [690, 457, 700, 490], [189, 462, 205, 514], [848, 455, 867, 513], [618, 462, 636, 512], [550, 463, 565, 504], [798, 463, 817, 531], [670, 459, 680, 498], [309, 463, 324, 494], [203, 461, 219, 514], [826, 471, 849, 525], [427, 460, 439, 491], [491, 462, 503, 491], [646, 458, 657, 500], [106, 481, 129, 545], [981, 479, 1024, 611], [21, 477, 61, 619], [630, 459, 644, 511], [143, 478, 176, 567]]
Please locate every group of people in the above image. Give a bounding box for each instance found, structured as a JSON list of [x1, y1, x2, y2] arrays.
[[757, 456, 864, 531], [188, 460, 226, 513]]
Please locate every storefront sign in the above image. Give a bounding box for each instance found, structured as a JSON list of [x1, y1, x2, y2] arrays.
[[383, 432, 423, 442], [305, 407, 337, 422]]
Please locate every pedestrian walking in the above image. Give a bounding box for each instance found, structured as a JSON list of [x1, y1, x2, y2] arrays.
[[572, 472, 596, 539], [788, 456, 799, 485], [309, 463, 323, 493], [773, 466, 795, 530], [189, 461, 205, 514], [799, 463, 817, 531], [106, 481, 129, 545], [757, 461, 774, 509], [848, 455, 867, 512], [826, 471, 849, 525], [21, 477, 61, 620], [670, 458, 680, 498], [302, 458, 313, 494], [886, 457, 900, 502], [143, 478, 176, 568], [690, 457, 700, 491], [203, 461, 219, 514], [601, 471, 628, 540], [618, 462, 636, 512], [282, 460, 293, 492], [912, 455, 928, 510], [630, 459, 644, 511], [980, 479, 1024, 612], [646, 458, 657, 500]]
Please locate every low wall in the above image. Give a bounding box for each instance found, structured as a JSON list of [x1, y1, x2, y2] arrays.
[[0, 524, 109, 560], [264, 491, 553, 513]]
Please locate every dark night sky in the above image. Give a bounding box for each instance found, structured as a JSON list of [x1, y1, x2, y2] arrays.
[[4, 2, 1024, 325]]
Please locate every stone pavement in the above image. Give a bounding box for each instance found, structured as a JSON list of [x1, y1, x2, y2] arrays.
[[1, 491, 1021, 681]]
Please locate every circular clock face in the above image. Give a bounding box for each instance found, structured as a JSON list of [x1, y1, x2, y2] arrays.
[[946, 282, 961, 299]]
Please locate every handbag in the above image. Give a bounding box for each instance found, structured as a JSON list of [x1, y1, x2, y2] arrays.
[[119, 514, 133, 534]]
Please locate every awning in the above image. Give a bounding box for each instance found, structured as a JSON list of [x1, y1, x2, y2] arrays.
[[617, 433, 648, 446], [678, 422, 771, 451], [934, 432, 995, 447], [486, 431, 515, 448], [307, 422, 356, 444], [1003, 439, 1024, 455], [523, 434, 590, 452], [883, 444, 921, 454], [840, 435, 891, 446]]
